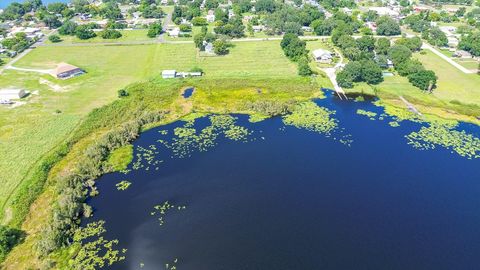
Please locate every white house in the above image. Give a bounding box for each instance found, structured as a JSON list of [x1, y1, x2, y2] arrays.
[[454, 50, 472, 59], [368, 7, 399, 18], [0, 89, 27, 100], [206, 14, 215, 23], [312, 49, 333, 63], [167, 28, 180, 37], [252, 25, 264, 32], [162, 70, 177, 79], [205, 42, 214, 54], [447, 36, 459, 48]]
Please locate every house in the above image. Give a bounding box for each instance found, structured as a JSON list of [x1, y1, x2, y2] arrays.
[[228, 10, 235, 19], [206, 14, 215, 23], [205, 42, 214, 54], [368, 7, 399, 18], [439, 26, 456, 36], [252, 25, 264, 32], [52, 63, 85, 79], [162, 70, 177, 79], [301, 26, 312, 32], [447, 36, 459, 48], [312, 49, 333, 63], [0, 89, 27, 100], [167, 28, 180, 37], [454, 50, 472, 59]]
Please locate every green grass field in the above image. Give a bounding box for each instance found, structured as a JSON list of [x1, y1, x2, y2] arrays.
[[0, 40, 307, 223]]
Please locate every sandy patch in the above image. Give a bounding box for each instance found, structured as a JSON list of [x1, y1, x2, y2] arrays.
[[39, 78, 66, 92]]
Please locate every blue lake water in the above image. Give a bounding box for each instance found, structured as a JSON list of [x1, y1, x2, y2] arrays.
[[0, 0, 69, 9], [88, 92, 480, 270]]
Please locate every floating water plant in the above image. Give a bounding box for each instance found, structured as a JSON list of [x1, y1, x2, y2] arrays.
[[159, 115, 252, 158], [71, 220, 126, 269], [132, 145, 163, 171], [116, 180, 131, 191], [282, 102, 338, 135], [356, 109, 377, 120], [406, 124, 480, 159], [152, 201, 187, 226], [389, 121, 400, 127]]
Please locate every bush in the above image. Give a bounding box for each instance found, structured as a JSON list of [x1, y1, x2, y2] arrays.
[[118, 89, 129, 97], [100, 29, 122, 39], [75, 25, 96, 40], [58, 21, 78, 35], [408, 70, 437, 91], [297, 57, 312, 76], [147, 22, 162, 38], [0, 226, 23, 262], [48, 34, 62, 43]]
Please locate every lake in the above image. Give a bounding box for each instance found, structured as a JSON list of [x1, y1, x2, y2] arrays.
[[87, 92, 480, 270], [0, 0, 70, 9]]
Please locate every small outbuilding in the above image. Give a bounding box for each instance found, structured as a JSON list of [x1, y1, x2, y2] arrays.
[[204, 42, 214, 54], [312, 49, 333, 63], [0, 89, 27, 100], [162, 70, 177, 79], [52, 63, 85, 79]]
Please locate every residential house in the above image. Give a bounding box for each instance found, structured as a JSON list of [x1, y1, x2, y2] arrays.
[[162, 70, 177, 79], [454, 50, 472, 59], [206, 10, 215, 23], [205, 42, 214, 54], [167, 28, 180, 37], [312, 49, 333, 63], [0, 89, 27, 100]]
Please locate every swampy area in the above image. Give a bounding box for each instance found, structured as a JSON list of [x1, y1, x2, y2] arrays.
[[87, 92, 480, 270]]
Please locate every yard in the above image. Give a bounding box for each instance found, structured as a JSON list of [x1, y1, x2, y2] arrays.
[[46, 29, 156, 44]]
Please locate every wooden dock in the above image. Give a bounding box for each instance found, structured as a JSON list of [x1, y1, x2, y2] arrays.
[[399, 96, 422, 116]]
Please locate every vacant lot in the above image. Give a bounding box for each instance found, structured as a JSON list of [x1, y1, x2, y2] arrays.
[[0, 40, 310, 222]]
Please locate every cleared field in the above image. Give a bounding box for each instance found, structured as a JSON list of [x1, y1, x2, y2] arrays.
[[0, 40, 305, 222], [46, 29, 155, 44]]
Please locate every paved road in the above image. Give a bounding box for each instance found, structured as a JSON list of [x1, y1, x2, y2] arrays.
[[421, 43, 476, 74]]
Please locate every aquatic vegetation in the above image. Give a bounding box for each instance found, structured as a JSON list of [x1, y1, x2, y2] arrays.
[[248, 113, 269, 123], [151, 201, 187, 226], [282, 102, 338, 135], [115, 180, 131, 191], [107, 145, 134, 172], [132, 145, 163, 171], [159, 115, 252, 158], [389, 121, 400, 127], [165, 258, 179, 270], [356, 109, 377, 120], [354, 96, 365, 102], [406, 124, 480, 159], [71, 220, 126, 270]]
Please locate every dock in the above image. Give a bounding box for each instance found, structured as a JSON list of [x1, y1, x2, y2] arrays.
[[399, 96, 422, 116]]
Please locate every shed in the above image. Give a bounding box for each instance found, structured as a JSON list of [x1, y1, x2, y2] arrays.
[[162, 70, 177, 79], [0, 89, 27, 100], [205, 42, 214, 54], [52, 63, 85, 79]]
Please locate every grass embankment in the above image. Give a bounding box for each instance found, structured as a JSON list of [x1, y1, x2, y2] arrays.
[[0, 40, 314, 227], [344, 49, 480, 125], [2, 76, 318, 269]]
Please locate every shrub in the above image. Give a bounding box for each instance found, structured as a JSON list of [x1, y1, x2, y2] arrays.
[[100, 29, 122, 39], [48, 34, 62, 43]]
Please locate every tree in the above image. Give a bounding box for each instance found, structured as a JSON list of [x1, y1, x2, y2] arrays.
[[0, 226, 23, 262], [255, 0, 276, 13], [408, 70, 437, 91], [75, 25, 97, 40], [284, 21, 303, 35], [192, 17, 208, 26], [280, 33, 307, 61], [42, 15, 62, 29], [356, 35, 375, 51], [388, 45, 412, 65], [297, 57, 312, 76], [179, 24, 192, 32], [47, 2, 68, 14], [48, 34, 62, 43], [147, 22, 162, 38], [337, 70, 354, 88], [100, 29, 122, 39], [313, 17, 337, 35], [396, 59, 425, 76], [424, 27, 448, 47], [59, 21, 78, 36], [194, 33, 206, 50], [1, 3, 26, 20], [375, 37, 391, 55], [205, 0, 219, 10], [458, 32, 480, 56], [361, 60, 383, 84], [395, 37, 422, 52], [118, 89, 129, 98], [375, 16, 401, 36], [213, 39, 230, 55], [362, 10, 378, 22], [101, 2, 123, 20]]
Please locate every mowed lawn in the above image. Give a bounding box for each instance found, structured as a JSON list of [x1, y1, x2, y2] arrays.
[[0, 40, 299, 220], [414, 50, 480, 105]]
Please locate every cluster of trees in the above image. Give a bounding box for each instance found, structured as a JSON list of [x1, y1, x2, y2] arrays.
[[403, 13, 450, 47], [280, 34, 312, 76], [387, 41, 437, 91], [1, 32, 31, 52], [172, 3, 202, 24], [375, 16, 401, 36], [263, 4, 324, 35], [335, 35, 384, 87], [214, 16, 245, 38], [58, 20, 129, 40], [194, 26, 232, 55], [38, 112, 166, 256], [459, 32, 480, 56]]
